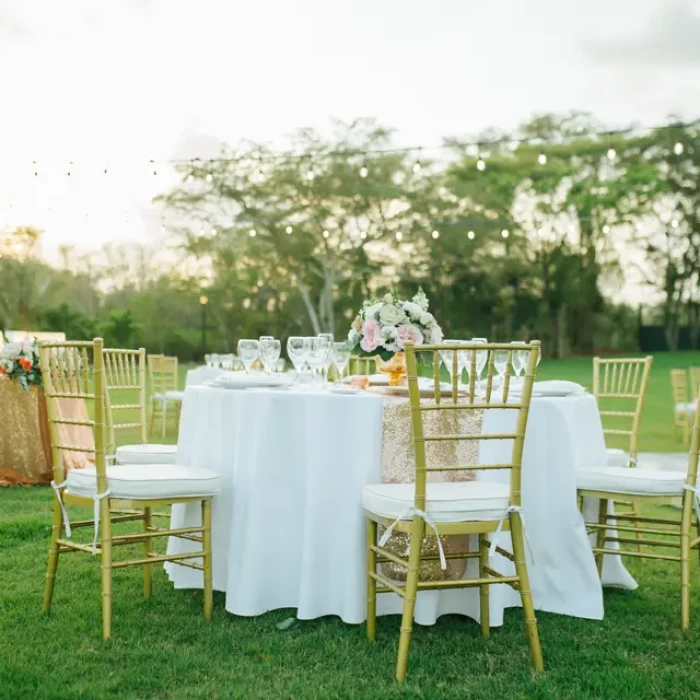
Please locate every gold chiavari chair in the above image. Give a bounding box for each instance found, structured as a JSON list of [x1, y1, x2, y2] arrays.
[[690, 367, 700, 401], [41, 339, 221, 638], [148, 354, 184, 439], [578, 394, 700, 629], [672, 370, 693, 445], [592, 357, 653, 553], [104, 348, 177, 465], [364, 340, 543, 682]]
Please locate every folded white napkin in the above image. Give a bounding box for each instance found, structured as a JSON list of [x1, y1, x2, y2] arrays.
[[213, 371, 292, 387]]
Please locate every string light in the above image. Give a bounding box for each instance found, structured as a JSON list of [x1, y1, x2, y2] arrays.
[[395, 231, 403, 241], [674, 141, 684, 155], [412, 160, 422, 174], [285, 225, 293, 234], [602, 224, 610, 234], [359, 164, 368, 178], [501, 229, 509, 239], [186, 174, 194, 183], [431, 230, 440, 239], [249, 228, 257, 237], [476, 156, 486, 172], [538, 151, 547, 166], [607, 147, 616, 162], [467, 230, 475, 240], [205, 173, 213, 183], [360, 231, 367, 239], [67, 161, 72, 176], [305, 169, 315, 181], [323, 230, 330, 238], [254, 169, 265, 183], [671, 218, 679, 228]]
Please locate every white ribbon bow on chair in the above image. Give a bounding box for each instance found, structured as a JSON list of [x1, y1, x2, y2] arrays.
[[378, 507, 447, 570], [49, 480, 111, 555], [488, 505, 535, 563]]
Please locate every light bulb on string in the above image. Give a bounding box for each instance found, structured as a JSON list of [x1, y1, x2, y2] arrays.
[[359, 164, 368, 178], [186, 174, 194, 184], [431, 230, 440, 239], [67, 161, 73, 176], [602, 224, 610, 234], [323, 230, 330, 239], [395, 231, 403, 241], [360, 231, 367, 240], [254, 169, 264, 183], [538, 151, 547, 165], [501, 229, 509, 239], [285, 225, 293, 234], [671, 218, 679, 228], [305, 169, 315, 181], [607, 147, 616, 162], [412, 160, 422, 174], [674, 141, 684, 155], [467, 230, 475, 240], [249, 228, 257, 237], [205, 173, 213, 183], [476, 156, 486, 171]]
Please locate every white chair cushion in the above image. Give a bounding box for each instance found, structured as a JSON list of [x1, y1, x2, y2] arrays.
[[115, 443, 177, 465], [66, 464, 222, 500], [577, 465, 686, 496], [675, 402, 696, 416], [363, 481, 510, 523], [605, 448, 629, 467]]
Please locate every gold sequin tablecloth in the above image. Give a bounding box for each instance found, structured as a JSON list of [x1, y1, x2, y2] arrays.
[[0, 378, 52, 485], [379, 396, 482, 582]]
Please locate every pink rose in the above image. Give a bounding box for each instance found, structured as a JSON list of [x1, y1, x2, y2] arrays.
[[360, 319, 381, 352], [395, 324, 424, 350]]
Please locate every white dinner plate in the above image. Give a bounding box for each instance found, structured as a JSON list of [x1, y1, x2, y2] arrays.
[[329, 385, 362, 395], [211, 372, 293, 390]]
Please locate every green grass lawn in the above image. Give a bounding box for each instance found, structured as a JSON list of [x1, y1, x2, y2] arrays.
[[1, 351, 700, 699]]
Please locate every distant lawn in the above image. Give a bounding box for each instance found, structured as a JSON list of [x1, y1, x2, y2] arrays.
[[2, 351, 700, 698]]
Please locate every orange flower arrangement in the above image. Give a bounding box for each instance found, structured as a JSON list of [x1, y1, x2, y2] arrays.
[[0, 338, 42, 390]]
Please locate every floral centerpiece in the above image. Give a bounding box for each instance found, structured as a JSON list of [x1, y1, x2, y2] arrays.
[[0, 338, 42, 390], [347, 289, 443, 384]]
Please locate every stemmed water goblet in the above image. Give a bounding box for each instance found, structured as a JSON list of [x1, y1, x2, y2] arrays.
[[510, 341, 528, 382], [237, 339, 259, 373], [318, 334, 334, 383], [260, 338, 281, 374], [307, 337, 331, 387], [287, 336, 306, 381], [332, 341, 351, 384]]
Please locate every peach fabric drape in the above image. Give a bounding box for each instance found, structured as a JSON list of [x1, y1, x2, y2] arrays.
[[0, 377, 94, 486]]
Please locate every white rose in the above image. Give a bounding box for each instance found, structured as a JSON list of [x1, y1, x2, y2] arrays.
[[383, 293, 394, 304], [363, 302, 383, 320], [429, 325, 444, 344], [379, 304, 407, 326], [419, 312, 435, 327], [402, 302, 423, 321]]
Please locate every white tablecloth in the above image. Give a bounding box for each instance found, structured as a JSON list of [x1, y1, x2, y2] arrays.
[[185, 366, 223, 387], [167, 387, 635, 626]]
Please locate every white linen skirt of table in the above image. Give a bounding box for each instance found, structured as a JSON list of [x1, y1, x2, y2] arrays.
[[185, 366, 223, 387], [478, 393, 637, 622]]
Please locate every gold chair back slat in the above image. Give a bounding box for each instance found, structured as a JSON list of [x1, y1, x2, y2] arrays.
[[671, 369, 689, 404], [39, 339, 106, 485], [592, 356, 653, 465], [349, 355, 377, 376], [404, 340, 540, 508], [104, 348, 148, 453], [689, 367, 700, 401]]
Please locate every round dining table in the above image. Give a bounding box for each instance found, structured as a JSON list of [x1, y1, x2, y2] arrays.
[[166, 383, 636, 626]]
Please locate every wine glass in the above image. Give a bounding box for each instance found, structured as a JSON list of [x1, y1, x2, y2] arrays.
[[332, 341, 351, 384], [510, 341, 528, 380], [307, 337, 330, 386], [318, 333, 334, 383], [287, 336, 306, 377], [260, 338, 281, 374], [494, 349, 509, 382], [237, 339, 259, 373], [259, 335, 273, 343], [470, 338, 488, 391]]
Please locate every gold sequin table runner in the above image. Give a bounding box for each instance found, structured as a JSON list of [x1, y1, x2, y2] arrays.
[[379, 395, 482, 582]]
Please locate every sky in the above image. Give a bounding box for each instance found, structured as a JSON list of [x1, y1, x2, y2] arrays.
[[1, 0, 699, 268]]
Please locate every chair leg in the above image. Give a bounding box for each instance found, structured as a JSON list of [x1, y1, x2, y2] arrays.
[[629, 502, 644, 556], [595, 499, 608, 577], [101, 499, 114, 640], [681, 525, 691, 631], [511, 510, 543, 672], [43, 500, 63, 613], [202, 499, 213, 621], [148, 401, 156, 437], [143, 507, 152, 598], [366, 519, 377, 642], [479, 535, 490, 638], [395, 519, 423, 683], [161, 401, 167, 439]]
